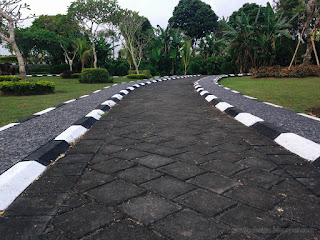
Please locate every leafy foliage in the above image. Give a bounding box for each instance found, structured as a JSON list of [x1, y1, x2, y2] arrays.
[[79, 68, 112, 83], [169, 0, 218, 40], [0, 81, 55, 95], [251, 65, 320, 78], [126, 73, 152, 79], [0, 76, 21, 82]]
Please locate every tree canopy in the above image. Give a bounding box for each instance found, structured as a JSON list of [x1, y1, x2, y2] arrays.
[[228, 3, 266, 27], [169, 0, 218, 40]]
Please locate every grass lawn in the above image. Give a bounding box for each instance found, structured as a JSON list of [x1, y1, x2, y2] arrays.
[[0, 76, 135, 127], [220, 76, 320, 116]]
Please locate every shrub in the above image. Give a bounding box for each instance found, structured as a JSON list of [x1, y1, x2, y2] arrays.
[[62, 70, 74, 79], [144, 65, 159, 76], [205, 63, 215, 75], [71, 73, 81, 79], [0, 81, 55, 95], [251, 65, 320, 78], [128, 70, 150, 75], [79, 68, 112, 83], [221, 62, 235, 74], [0, 76, 21, 82], [115, 64, 129, 76], [126, 73, 152, 79], [49, 64, 70, 74], [188, 62, 201, 74]]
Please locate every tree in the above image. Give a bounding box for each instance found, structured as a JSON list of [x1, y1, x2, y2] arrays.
[[119, 10, 152, 74], [180, 39, 193, 75], [32, 14, 81, 70], [229, 3, 266, 28], [0, 0, 33, 81], [68, 0, 120, 69], [75, 38, 92, 70], [169, 0, 218, 40]]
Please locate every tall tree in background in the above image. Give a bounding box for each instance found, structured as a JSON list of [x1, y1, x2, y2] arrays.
[[228, 3, 266, 28], [0, 0, 33, 81], [119, 10, 152, 74], [68, 0, 120, 69], [32, 14, 81, 70], [169, 0, 218, 41]]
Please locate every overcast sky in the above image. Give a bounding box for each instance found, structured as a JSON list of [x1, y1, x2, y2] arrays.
[[21, 0, 270, 28], [1, 0, 270, 54]]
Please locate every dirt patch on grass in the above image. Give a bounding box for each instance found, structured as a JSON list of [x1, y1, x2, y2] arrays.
[[306, 107, 320, 118]]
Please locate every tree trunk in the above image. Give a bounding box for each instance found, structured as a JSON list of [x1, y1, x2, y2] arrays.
[[311, 38, 320, 66], [11, 40, 27, 81], [89, 35, 98, 68], [289, 27, 305, 69], [302, 31, 313, 65]]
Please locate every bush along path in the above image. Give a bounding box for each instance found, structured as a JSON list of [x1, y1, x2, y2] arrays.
[[197, 75, 320, 164], [0, 76, 319, 239]]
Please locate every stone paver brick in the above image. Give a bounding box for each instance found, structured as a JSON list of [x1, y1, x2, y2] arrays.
[[158, 162, 206, 180], [224, 185, 284, 211], [218, 205, 289, 239], [188, 172, 240, 194], [233, 168, 283, 189], [117, 166, 163, 184], [175, 188, 237, 217], [200, 160, 247, 176], [85, 180, 145, 205], [133, 154, 175, 168], [75, 169, 114, 192], [83, 219, 165, 239], [141, 176, 195, 199], [119, 194, 181, 225], [0, 216, 52, 240], [271, 198, 320, 229], [50, 202, 122, 239], [90, 158, 135, 174], [152, 209, 228, 240], [173, 152, 210, 165]]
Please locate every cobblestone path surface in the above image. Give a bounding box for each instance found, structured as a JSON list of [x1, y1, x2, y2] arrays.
[[1, 77, 319, 239]]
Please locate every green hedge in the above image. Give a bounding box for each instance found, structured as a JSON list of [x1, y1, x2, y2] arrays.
[[126, 73, 152, 79], [0, 81, 55, 95], [79, 68, 112, 83], [128, 70, 150, 75], [0, 76, 21, 82], [251, 65, 320, 78]]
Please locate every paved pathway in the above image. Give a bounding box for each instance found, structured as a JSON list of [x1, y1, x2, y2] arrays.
[[1, 77, 320, 239]]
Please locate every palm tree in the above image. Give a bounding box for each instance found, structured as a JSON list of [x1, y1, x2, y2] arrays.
[[75, 38, 92, 71], [180, 39, 193, 75]]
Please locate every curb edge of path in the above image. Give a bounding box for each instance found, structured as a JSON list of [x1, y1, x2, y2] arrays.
[[194, 74, 320, 167], [0, 75, 200, 211]]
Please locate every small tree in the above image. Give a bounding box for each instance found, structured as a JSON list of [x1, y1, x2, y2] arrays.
[[180, 39, 193, 75], [119, 10, 152, 74], [75, 38, 92, 71], [0, 0, 33, 81], [68, 0, 120, 68]]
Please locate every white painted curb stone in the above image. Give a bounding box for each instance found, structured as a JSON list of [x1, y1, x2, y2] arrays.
[[298, 113, 320, 122], [55, 125, 88, 143], [34, 107, 56, 116], [112, 94, 123, 100], [205, 95, 218, 102], [275, 133, 320, 161], [86, 110, 104, 120], [120, 90, 129, 95], [101, 100, 117, 107], [215, 102, 234, 112], [235, 113, 264, 127], [0, 161, 46, 211], [64, 99, 76, 104], [0, 123, 20, 132], [200, 91, 209, 96]]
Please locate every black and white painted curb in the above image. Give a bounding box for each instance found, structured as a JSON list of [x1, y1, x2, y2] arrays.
[[194, 74, 320, 166], [0, 75, 200, 211]]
